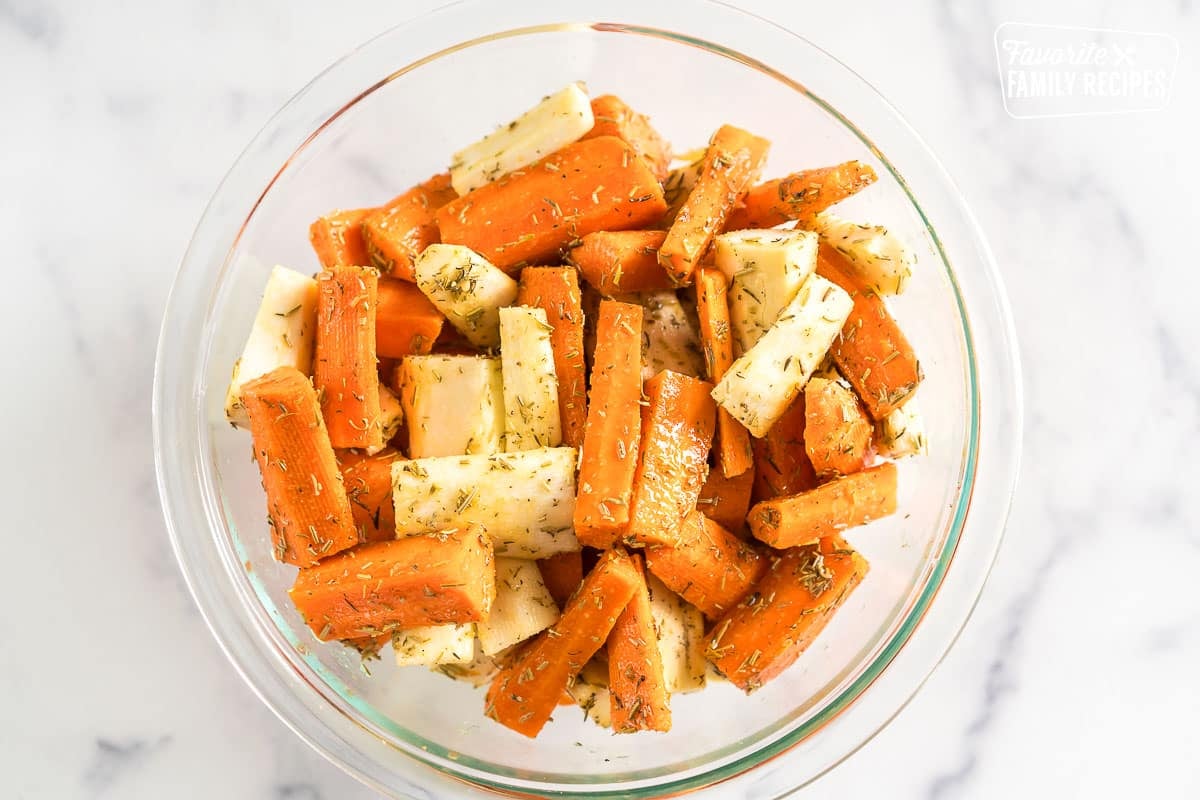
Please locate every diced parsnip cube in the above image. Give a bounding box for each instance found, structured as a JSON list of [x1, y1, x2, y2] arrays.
[[370, 384, 404, 455], [712, 229, 818, 353], [393, 624, 476, 667], [645, 574, 706, 694], [567, 659, 612, 728], [392, 447, 580, 559], [477, 558, 560, 655], [398, 355, 504, 458], [875, 399, 927, 458], [414, 244, 518, 349], [712, 274, 853, 437], [450, 83, 594, 196], [499, 307, 562, 451], [809, 213, 914, 295], [224, 266, 319, 427], [636, 290, 705, 380]]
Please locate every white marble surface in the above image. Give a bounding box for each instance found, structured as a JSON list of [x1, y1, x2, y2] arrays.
[[3, 0, 1198, 797]]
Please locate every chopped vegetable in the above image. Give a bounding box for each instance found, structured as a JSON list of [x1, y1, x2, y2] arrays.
[[393, 624, 477, 667], [498, 306, 562, 451], [695, 267, 753, 478], [808, 213, 913, 296], [712, 228, 817, 352], [362, 173, 458, 281], [375, 278, 444, 359], [567, 659, 612, 728], [413, 244, 518, 349], [875, 400, 927, 458], [314, 265, 383, 450], [645, 573, 706, 694], [569, 229, 674, 294], [337, 447, 403, 542], [658, 151, 704, 229], [477, 557, 561, 656], [697, 460, 755, 533], [398, 354, 504, 458], [751, 393, 818, 502], [635, 290, 705, 380], [724, 160, 877, 230], [537, 551, 584, 609], [608, 556, 671, 733], [373, 383, 403, 454], [803, 376, 872, 478], [309, 208, 372, 269], [748, 462, 897, 549], [583, 94, 672, 181], [516, 267, 588, 448]]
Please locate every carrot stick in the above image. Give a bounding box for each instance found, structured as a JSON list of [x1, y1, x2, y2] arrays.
[[362, 173, 458, 281], [314, 266, 383, 450], [748, 462, 897, 549], [608, 555, 671, 733], [573, 301, 645, 548], [583, 95, 672, 181], [644, 509, 766, 621], [658, 125, 770, 285], [537, 551, 584, 609], [696, 460, 755, 534], [242, 366, 359, 567], [568, 230, 675, 294], [290, 529, 496, 641], [724, 161, 877, 231], [337, 447, 404, 543], [816, 244, 922, 419], [803, 376, 872, 478], [625, 370, 717, 548], [751, 392, 818, 503], [375, 277, 444, 359], [517, 267, 588, 448], [695, 267, 753, 478], [437, 136, 667, 272], [707, 535, 868, 692], [309, 208, 373, 269], [485, 549, 641, 737]]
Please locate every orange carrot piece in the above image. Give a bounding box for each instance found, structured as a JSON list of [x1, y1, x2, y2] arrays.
[[362, 173, 457, 281], [309, 208, 373, 269], [314, 266, 383, 450], [658, 125, 770, 284], [537, 551, 584, 609], [644, 510, 766, 621], [803, 377, 872, 478], [437, 136, 667, 272], [817, 244, 921, 419], [748, 462, 897, 549], [608, 556, 671, 732], [724, 161, 878, 231], [485, 549, 641, 737], [707, 536, 868, 692], [375, 277, 444, 359], [625, 370, 717, 548], [337, 447, 404, 543], [568, 230, 675, 294], [517, 267, 588, 448], [752, 393, 818, 503], [697, 460, 755, 534], [584, 95, 672, 181], [695, 267, 753, 478], [573, 301, 645, 548], [243, 366, 359, 567], [290, 529, 496, 641]]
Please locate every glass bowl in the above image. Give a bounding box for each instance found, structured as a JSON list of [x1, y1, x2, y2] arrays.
[[153, 1, 1022, 797]]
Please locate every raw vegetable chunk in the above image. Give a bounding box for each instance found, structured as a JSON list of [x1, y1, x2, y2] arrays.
[[537, 551, 584, 609], [583, 94, 672, 181], [398, 354, 504, 458], [413, 244, 518, 349], [290, 529, 496, 641], [392, 448, 580, 559], [696, 461, 755, 533], [751, 393, 818, 502], [309, 208, 372, 269], [314, 265, 383, 450], [337, 447, 403, 543], [637, 290, 705, 380], [373, 383, 403, 454], [711, 274, 853, 438], [875, 400, 927, 458], [567, 660, 613, 728], [450, 83, 594, 196], [659, 151, 704, 229], [695, 267, 753, 478], [498, 306, 563, 451], [485, 549, 641, 737], [516, 267, 588, 448], [437, 136, 668, 271], [724, 160, 877, 231], [748, 462, 897, 549], [645, 573, 707, 694], [707, 536, 868, 692], [393, 624, 477, 667], [803, 376, 872, 478], [243, 366, 359, 567], [225, 266, 319, 428], [362, 173, 458, 281], [375, 278, 444, 359], [608, 556, 671, 733], [477, 557, 561, 656], [808, 213, 913, 296], [712, 228, 818, 352], [569, 230, 674, 294]]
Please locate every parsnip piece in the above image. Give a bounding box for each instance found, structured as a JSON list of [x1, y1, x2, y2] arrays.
[[636, 290, 704, 380], [875, 400, 927, 458], [399, 355, 504, 458], [567, 659, 612, 728], [499, 307, 562, 451], [433, 640, 516, 687], [477, 558, 560, 656], [370, 384, 404, 455], [414, 244, 518, 349], [393, 624, 476, 667], [645, 574, 706, 694], [712, 229, 818, 352], [809, 213, 914, 295]]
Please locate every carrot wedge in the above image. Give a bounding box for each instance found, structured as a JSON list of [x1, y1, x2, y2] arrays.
[[608, 556, 671, 732], [584, 95, 672, 181], [375, 278, 444, 359], [437, 136, 668, 272], [817, 244, 922, 419], [751, 392, 818, 503], [644, 510, 766, 621], [290, 529, 495, 641], [517, 267, 588, 448], [625, 371, 717, 548], [569, 230, 675, 294], [485, 549, 641, 737], [697, 462, 755, 534], [362, 173, 458, 281], [748, 462, 898, 549], [573, 301, 645, 548], [658, 125, 770, 284], [337, 447, 404, 543], [804, 376, 872, 478], [707, 536, 869, 692], [695, 267, 753, 478], [309, 208, 372, 269], [537, 551, 584, 609], [242, 366, 359, 567], [314, 266, 383, 450], [724, 161, 878, 231]]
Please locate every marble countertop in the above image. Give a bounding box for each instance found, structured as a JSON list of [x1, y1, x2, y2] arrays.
[[4, 0, 1197, 797]]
